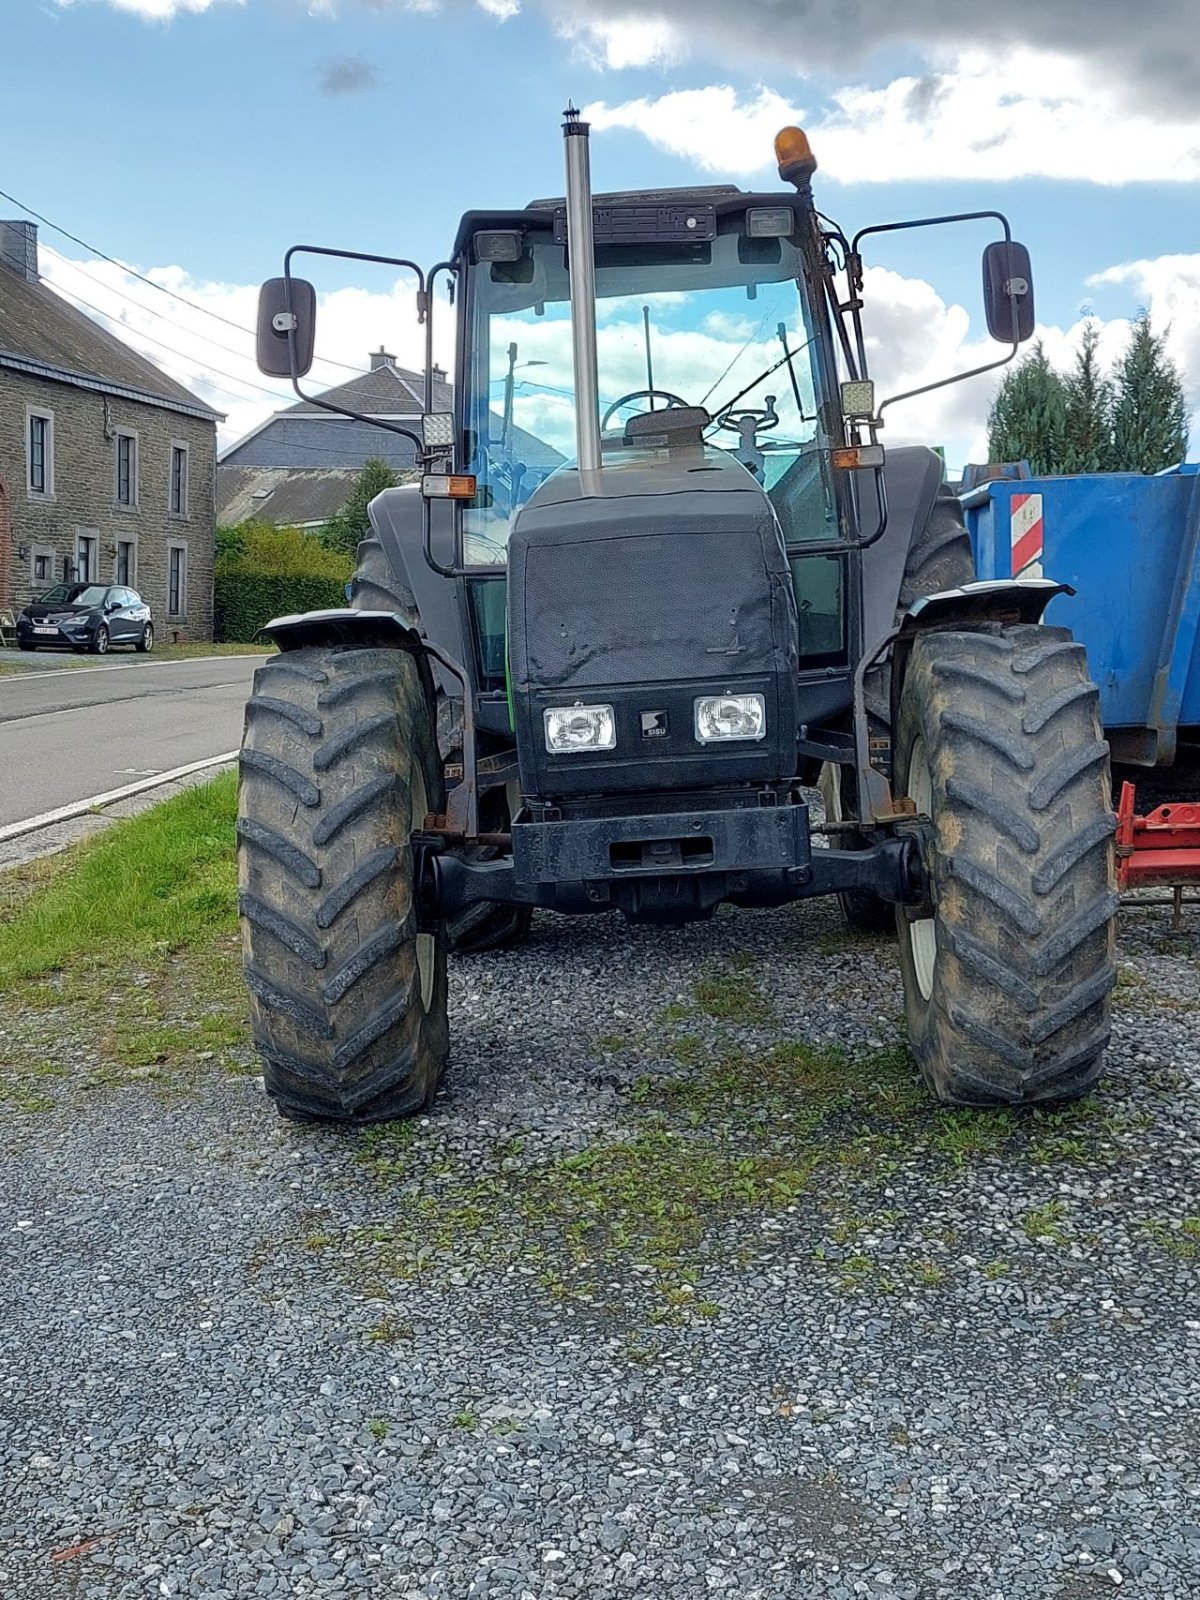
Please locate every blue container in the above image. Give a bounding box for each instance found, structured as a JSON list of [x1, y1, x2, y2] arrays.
[[962, 468, 1200, 765]]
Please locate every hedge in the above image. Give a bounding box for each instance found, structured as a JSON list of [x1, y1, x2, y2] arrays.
[[214, 573, 348, 644]]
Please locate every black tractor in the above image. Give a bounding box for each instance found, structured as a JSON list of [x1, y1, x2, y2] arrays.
[[239, 112, 1116, 1123]]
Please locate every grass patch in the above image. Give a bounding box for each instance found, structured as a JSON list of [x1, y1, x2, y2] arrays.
[[0, 772, 237, 986], [694, 969, 774, 1026], [0, 774, 250, 1107]]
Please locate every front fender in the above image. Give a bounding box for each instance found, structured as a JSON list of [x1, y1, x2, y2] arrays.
[[261, 607, 424, 654], [900, 577, 1073, 635]]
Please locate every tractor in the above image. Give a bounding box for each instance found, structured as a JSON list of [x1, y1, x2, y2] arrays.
[[239, 111, 1117, 1123]]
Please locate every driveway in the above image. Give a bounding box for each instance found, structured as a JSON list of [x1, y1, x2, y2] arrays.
[[0, 655, 261, 830]]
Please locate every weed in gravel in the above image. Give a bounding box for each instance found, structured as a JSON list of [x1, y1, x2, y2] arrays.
[[453, 1408, 480, 1430], [693, 969, 774, 1025], [1022, 1201, 1070, 1245], [367, 1418, 389, 1441], [1139, 1218, 1200, 1259], [365, 1316, 413, 1344]]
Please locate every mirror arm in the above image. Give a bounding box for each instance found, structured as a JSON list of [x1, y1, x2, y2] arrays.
[[877, 344, 1017, 423]]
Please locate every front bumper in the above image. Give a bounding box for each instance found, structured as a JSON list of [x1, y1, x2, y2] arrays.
[[18, 620, 90, 647], [427, 799, 923, 924]]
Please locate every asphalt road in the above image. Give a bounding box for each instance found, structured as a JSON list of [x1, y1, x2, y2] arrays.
[[0, 655, 261, 829]]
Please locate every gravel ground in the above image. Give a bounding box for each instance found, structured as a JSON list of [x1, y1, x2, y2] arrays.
[[2, 891, 1199, 1599]]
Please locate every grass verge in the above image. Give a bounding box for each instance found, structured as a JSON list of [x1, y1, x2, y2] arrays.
[[0, 771, 250, 1106]]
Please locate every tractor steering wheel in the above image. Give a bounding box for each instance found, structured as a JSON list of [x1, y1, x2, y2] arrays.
[[601, 388, 691, 433], [714, 397, 781, 444]]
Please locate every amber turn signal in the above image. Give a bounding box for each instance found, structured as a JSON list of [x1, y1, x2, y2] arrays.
[[832, 444, 885, 470], [421, 473, 478, 500]]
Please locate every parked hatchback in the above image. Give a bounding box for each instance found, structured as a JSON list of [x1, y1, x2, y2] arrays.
[[17, 584, 154, 654]]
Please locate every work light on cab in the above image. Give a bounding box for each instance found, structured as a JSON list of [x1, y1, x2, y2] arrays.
[[544, 703, 617, 753]]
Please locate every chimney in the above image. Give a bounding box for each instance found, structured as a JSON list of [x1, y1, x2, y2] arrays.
[[0, 220, 38, 283], [369, 346, 396, 370]]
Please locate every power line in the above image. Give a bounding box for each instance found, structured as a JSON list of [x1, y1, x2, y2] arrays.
[[43, 246, 318, 390], [46, 274, 292, 410], [0, 182, 369, 377]]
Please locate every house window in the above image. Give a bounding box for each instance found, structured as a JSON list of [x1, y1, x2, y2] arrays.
[[115, 433, 138, 507], [27, 409, 54, 498], [169, 443, 189, 517], [76, 533, 97, 584], [167, 542, 187, 617], [116, 540, 135, 586], [31, 545, 54, 586]]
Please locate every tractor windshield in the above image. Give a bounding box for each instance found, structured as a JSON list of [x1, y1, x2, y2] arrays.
[[462, 223, 839, 566]]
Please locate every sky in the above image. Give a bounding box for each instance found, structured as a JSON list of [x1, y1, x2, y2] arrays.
[[3, 0, 1200, 470]]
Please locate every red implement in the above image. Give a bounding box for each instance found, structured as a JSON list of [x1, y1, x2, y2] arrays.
[[1116, 781, 1200, 891]]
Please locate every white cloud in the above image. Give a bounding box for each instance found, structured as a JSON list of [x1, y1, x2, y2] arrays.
[[586, 49, 1200, 184], [55, 0, 233, 16], [1088, 254, 1200, 400], [554, 14, 680, 70]]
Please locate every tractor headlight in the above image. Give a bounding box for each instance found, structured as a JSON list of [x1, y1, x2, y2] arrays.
[[544, 703, 617, 754], [694, 693, 766, 743]]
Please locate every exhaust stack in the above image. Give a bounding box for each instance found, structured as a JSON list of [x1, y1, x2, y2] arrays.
[[562, 105, 603, 474]]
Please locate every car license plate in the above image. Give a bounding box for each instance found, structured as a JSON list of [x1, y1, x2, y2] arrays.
[[33, 626, 57, 635]]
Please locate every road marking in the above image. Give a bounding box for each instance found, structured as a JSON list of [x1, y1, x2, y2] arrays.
[[0, 751, 239, 843], [1, 652, 265, 684]]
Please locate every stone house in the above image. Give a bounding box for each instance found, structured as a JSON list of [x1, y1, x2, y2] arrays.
[[0, 220, 222, 639]]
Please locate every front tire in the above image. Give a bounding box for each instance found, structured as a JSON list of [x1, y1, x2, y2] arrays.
[[138, 623, 154, 653], [237, 645, 449, 1122], [91, 624, 109, 655], [896, 624, 1117, 1106]]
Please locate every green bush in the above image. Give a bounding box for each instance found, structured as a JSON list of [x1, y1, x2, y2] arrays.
[[214, 522, 352, 643]]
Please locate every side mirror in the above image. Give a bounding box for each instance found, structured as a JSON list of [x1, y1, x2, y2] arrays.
[[256, 277, 317, 378], [983, 241, 1035, 344]]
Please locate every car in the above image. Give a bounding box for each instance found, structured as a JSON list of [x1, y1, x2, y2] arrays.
[[16, 583, 154, 655]]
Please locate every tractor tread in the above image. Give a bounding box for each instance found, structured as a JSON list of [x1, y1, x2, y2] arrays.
[[1022, 681, 1098, 735], [1031, 814, 1117, 895], [235, 817, 321, 889], [312, 774, 396, 847], [316, 847, 399, 930], [259, 657, 329, 685], [323, 922, 408, 1005], [246, 696, 324, 738], [943, 855, 1042, 936], [896, 625, 1116, 1107], [1029, 742, 1110, 811], [933, 661, 1026, 702], [944, 778, 1041, 853], [238, 748, 321, 808], [940, 709, 1036, 771], [318, 668, 406, 709], [238, 892, 327, 969], [314, 712, 398, 772]]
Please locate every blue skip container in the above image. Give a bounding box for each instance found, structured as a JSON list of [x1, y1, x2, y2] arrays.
[[961, 465, 1200, 766]]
